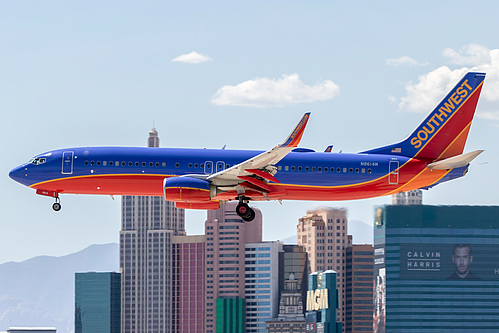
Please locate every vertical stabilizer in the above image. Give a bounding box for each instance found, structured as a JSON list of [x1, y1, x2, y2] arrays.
[[362, 72, 485, 161]]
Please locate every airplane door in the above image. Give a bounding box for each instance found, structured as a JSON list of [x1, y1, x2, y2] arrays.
[[62, 151, 74, 174], [389, 160, 399, 185], [204, 161, 213, 174], [216, 161, 225, 172]]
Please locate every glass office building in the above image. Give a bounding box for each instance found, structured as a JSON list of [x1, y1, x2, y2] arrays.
[[374, 205, 499, 333], [75, 272, 121, 333]]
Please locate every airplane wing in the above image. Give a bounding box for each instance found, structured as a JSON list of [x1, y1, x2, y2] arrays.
[[207, 113, 311, 193]]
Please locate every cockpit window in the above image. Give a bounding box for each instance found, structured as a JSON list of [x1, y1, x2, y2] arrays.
[[28, 158, 47, 165]]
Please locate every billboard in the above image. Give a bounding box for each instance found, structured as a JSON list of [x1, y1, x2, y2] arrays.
[[400, 243, 499, 280]]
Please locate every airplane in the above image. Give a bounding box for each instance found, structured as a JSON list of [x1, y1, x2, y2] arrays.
[[9, 72, 485, 222]]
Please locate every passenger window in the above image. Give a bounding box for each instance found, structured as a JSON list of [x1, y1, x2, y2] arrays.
[[189, 163, 193, 168], [103, 161, 107, 166], [85, 161, 89, 166], [149, 162, 153, 167], [368, 168, 372, 174], [305, 166, 310, 172], [285, 166, 289, 171], [142, 162, 146, 167], [155, 162, 159, 167], [135, 162, 139, 167], [278, 166, 282, 171], [201, 163, 204, 168], [97, 161, 101, 166], [343, 168, 347, 173], [355, 168, 359, 173], [226, 164, 230, 168], [361, 168, 365, 173], [129, 162, 132, 167], [298, 166, 302, 171], [194, 163, 199, 168], [337, 167, 341, 173], [109, 161, 113, 166], [121, 161, 126, 166], [324, 167, 328, 172], [312, 167, 316, 172], [291, 166, 295, 171], [175, 163, 180, 168], [90, 161, 95, 166], [162, 162, 166, 167], [349, 168, 353, 173]]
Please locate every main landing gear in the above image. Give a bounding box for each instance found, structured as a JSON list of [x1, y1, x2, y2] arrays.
[[236, 196, 256, 222]]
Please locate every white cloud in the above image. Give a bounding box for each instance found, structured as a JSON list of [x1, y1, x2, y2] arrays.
[[397, 44, 499, 121], [443, 44, 491, 66], [386, 56, 426, 67], [171, 51, 212, 64], [211, 74, 340, 108]]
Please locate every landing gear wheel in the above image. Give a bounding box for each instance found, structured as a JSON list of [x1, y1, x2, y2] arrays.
[[236, 202, 256, 222], [52, 202, 61, 211], [242, 207, 255, 222]]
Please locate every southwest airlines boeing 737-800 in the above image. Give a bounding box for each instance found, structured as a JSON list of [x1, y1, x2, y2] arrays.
[[9, 72, 485, 221]]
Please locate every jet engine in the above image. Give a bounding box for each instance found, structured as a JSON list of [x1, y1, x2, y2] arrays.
[[163, 177, 218, 207]]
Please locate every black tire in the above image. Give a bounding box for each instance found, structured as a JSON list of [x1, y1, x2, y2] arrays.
[[242, 207, 256, 222], [236, 203, 249, 216], [52, 202, 61, 211]]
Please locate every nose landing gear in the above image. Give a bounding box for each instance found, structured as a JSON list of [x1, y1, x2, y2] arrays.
[[236, 196, 255, 222], [35, 189, 62, 211], [52, 197, 61, 212]]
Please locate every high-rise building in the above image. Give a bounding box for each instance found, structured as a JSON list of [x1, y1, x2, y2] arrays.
[[297, 208, 350, 329], [345, 244, 373, 333], [75, 272, 121, 333], [205, 202, 263, 333], [171, 235, 206, 333], [374, 205, 499, 333], [391, 189, 422, 205], [245, 241, 282, 333], [305, 271, 343, 333], [120, 128, 185, 333], [266, 272, 307, 333], [278, 245, 309, 304]]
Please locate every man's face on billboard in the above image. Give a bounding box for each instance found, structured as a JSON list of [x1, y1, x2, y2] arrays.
[[453, 247, 472, 276]]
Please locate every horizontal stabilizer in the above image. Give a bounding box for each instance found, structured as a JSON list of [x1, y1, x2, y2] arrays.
[[427, 150, 484, 170]]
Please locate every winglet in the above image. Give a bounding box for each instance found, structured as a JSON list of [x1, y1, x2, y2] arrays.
[[279, 112, 311, 148]]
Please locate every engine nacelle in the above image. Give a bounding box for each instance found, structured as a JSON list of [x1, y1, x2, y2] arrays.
[[164, 177, 213, 203]]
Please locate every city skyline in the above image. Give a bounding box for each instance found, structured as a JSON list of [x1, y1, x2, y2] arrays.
[[2, 2, 499, 264]]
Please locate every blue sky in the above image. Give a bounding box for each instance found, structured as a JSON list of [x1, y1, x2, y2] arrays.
[[1, 1, 498, 263]]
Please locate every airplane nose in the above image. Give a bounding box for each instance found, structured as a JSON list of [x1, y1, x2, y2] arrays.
[[9, 165, 26, 183]]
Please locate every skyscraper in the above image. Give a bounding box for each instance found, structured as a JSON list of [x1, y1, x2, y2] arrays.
[[75, 272, 121, 333], [391, 189, 422, 205], [345, 244, 373, 333], [205, 202, 263, 333], [245, 241, 282, 333], [374, 205, 499, 332], [120, 128, 185, 333], [297, 208, 350, 331], [172, 235, 206, 333]]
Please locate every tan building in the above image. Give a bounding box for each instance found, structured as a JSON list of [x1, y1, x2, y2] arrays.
[[297, 207, 351, 331], [204, 202, 263, 333]]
